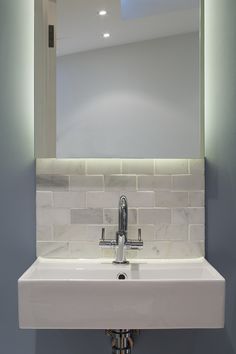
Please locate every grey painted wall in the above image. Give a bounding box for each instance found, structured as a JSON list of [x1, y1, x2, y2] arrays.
[[204, 0, 236, 352], [0, 0, 36, 353], [1, 1, 236, 354], [57, 33, 200, 158]]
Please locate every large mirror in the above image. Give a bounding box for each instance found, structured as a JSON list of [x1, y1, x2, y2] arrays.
[[55, 0, 201, 158]]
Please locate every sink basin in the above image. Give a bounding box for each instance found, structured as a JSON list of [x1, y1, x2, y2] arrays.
[[18, 257, 225, 329]]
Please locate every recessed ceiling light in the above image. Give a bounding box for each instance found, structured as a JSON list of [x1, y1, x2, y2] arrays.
[[103, 33, 110, 38], [98, 10, 107, 16]]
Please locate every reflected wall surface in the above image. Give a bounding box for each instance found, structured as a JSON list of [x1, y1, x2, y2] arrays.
[[56, 1, 200, 158]]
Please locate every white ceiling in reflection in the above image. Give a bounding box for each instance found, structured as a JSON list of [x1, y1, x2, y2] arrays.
[[57, 0, 199, 56]]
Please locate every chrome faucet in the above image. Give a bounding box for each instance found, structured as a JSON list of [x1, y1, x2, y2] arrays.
[[99, 195, 143, 264]]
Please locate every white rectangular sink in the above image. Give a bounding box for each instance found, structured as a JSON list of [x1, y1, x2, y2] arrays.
[[18, 257, 225, 329]]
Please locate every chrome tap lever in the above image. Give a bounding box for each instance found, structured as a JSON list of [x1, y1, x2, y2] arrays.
[[126, 228, 143, 250], [138, 228, 142, 241], [101, 227, 105, 241], [99, 228, 117, 248]]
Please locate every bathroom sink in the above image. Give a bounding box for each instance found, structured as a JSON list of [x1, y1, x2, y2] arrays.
[[18, 257, 225, 329]]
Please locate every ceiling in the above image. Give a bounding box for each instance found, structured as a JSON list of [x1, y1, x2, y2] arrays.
[[57, 0, 200, 57]]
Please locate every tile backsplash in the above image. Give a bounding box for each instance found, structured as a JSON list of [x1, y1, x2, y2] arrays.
[[36, 159, 205, 259]]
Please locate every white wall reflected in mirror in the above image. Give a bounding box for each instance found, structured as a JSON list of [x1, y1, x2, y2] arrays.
[[56, 0, 201, 158]]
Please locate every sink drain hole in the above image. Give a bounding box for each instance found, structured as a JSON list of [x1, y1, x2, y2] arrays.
[[117, 273, 128, 280]]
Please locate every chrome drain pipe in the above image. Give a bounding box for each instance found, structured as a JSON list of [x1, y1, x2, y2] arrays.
[[106, 329, 139, 354]]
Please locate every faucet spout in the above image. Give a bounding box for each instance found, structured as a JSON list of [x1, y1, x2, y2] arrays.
[[118, 195, 128, 236], [113, 196, 129, 264]]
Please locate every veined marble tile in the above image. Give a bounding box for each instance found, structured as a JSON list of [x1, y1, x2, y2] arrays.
[[53, 224, 88, 241], [104, 175, 136, 191], [172, 174, 204, 191], [138, 176, 171, 191], [37, 208, 70, 226], [71, 208, 103, 224], [36, 158, 205, 260], [127, 191, 155, 207], [189, 224, 205, 241], [166, 241, 204, 258], [172, 208, 205, 225], [189, 159, 205, 175], [37, 159, 85, 175], [138, 208, 171, 225], [69, 242, 103, 259], [156, 191, 188, 207], [53, 191, 86, 208], [70, 175, 104, 191], [36, 191, 53, 208], [189, 191, 205, 207], [37, 225, 53, 241], [37, 241, 70, 258], [155, 159, 188, 175], [155, 224, 188, 240], [125, 225, 156, 240], [86, 192, 120, 208], [137, 241, 170, 259], [104, 208, 137, 224], [37, 175, 69, 191], [86, 191, 155, 209], [122, 159, 154, 175], [86, 159, 121, 175]]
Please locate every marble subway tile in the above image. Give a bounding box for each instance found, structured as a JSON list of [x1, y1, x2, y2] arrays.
[[189, 191, 205, 207], [86, 192, 119, 208], [35, 158, 206, 260], [124, 191, 155, 207], [70, 175, 104, 191], [172, 174, 204, 191], [53, 224, 88, 241], [102, 248, 116, 258], [104, 208, 137, 224], [155, 159, 188, 175], [172, 208, 205, 225], [53, 191, 86, 208], [71, 208, 103, 224], [138, 176, 171, 191], [189, 224, 205, 241], [86, 159, 121, 175], [104, 175, 136, 191], [87, 225, 115, 241], [189, 159, 205, 175], [137, 241, 169, 259], [37, 175, 69, 191], [87, 191, 155, 208], [69, 242, 102, 259], [36, 191, 53, 208], [122, 159, 154, 175], [37, 225, 53, 241], [37, 208, 70, 226], [126, 225, 155, 240], [156, 191, 188, 207], [138, 208, 171, 225], [155, 224, 188, 240], [166, 241, 204, 258], [137, 225, 156, 241], [37, 241, 70, 258], [36, 159, 85, 175]]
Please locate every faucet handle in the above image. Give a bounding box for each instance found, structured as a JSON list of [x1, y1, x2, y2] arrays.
[[126, 228, 143, 250], [99, 228, 116, 248], [138, 228, 142, 241], [101, 227, 105, 241]]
